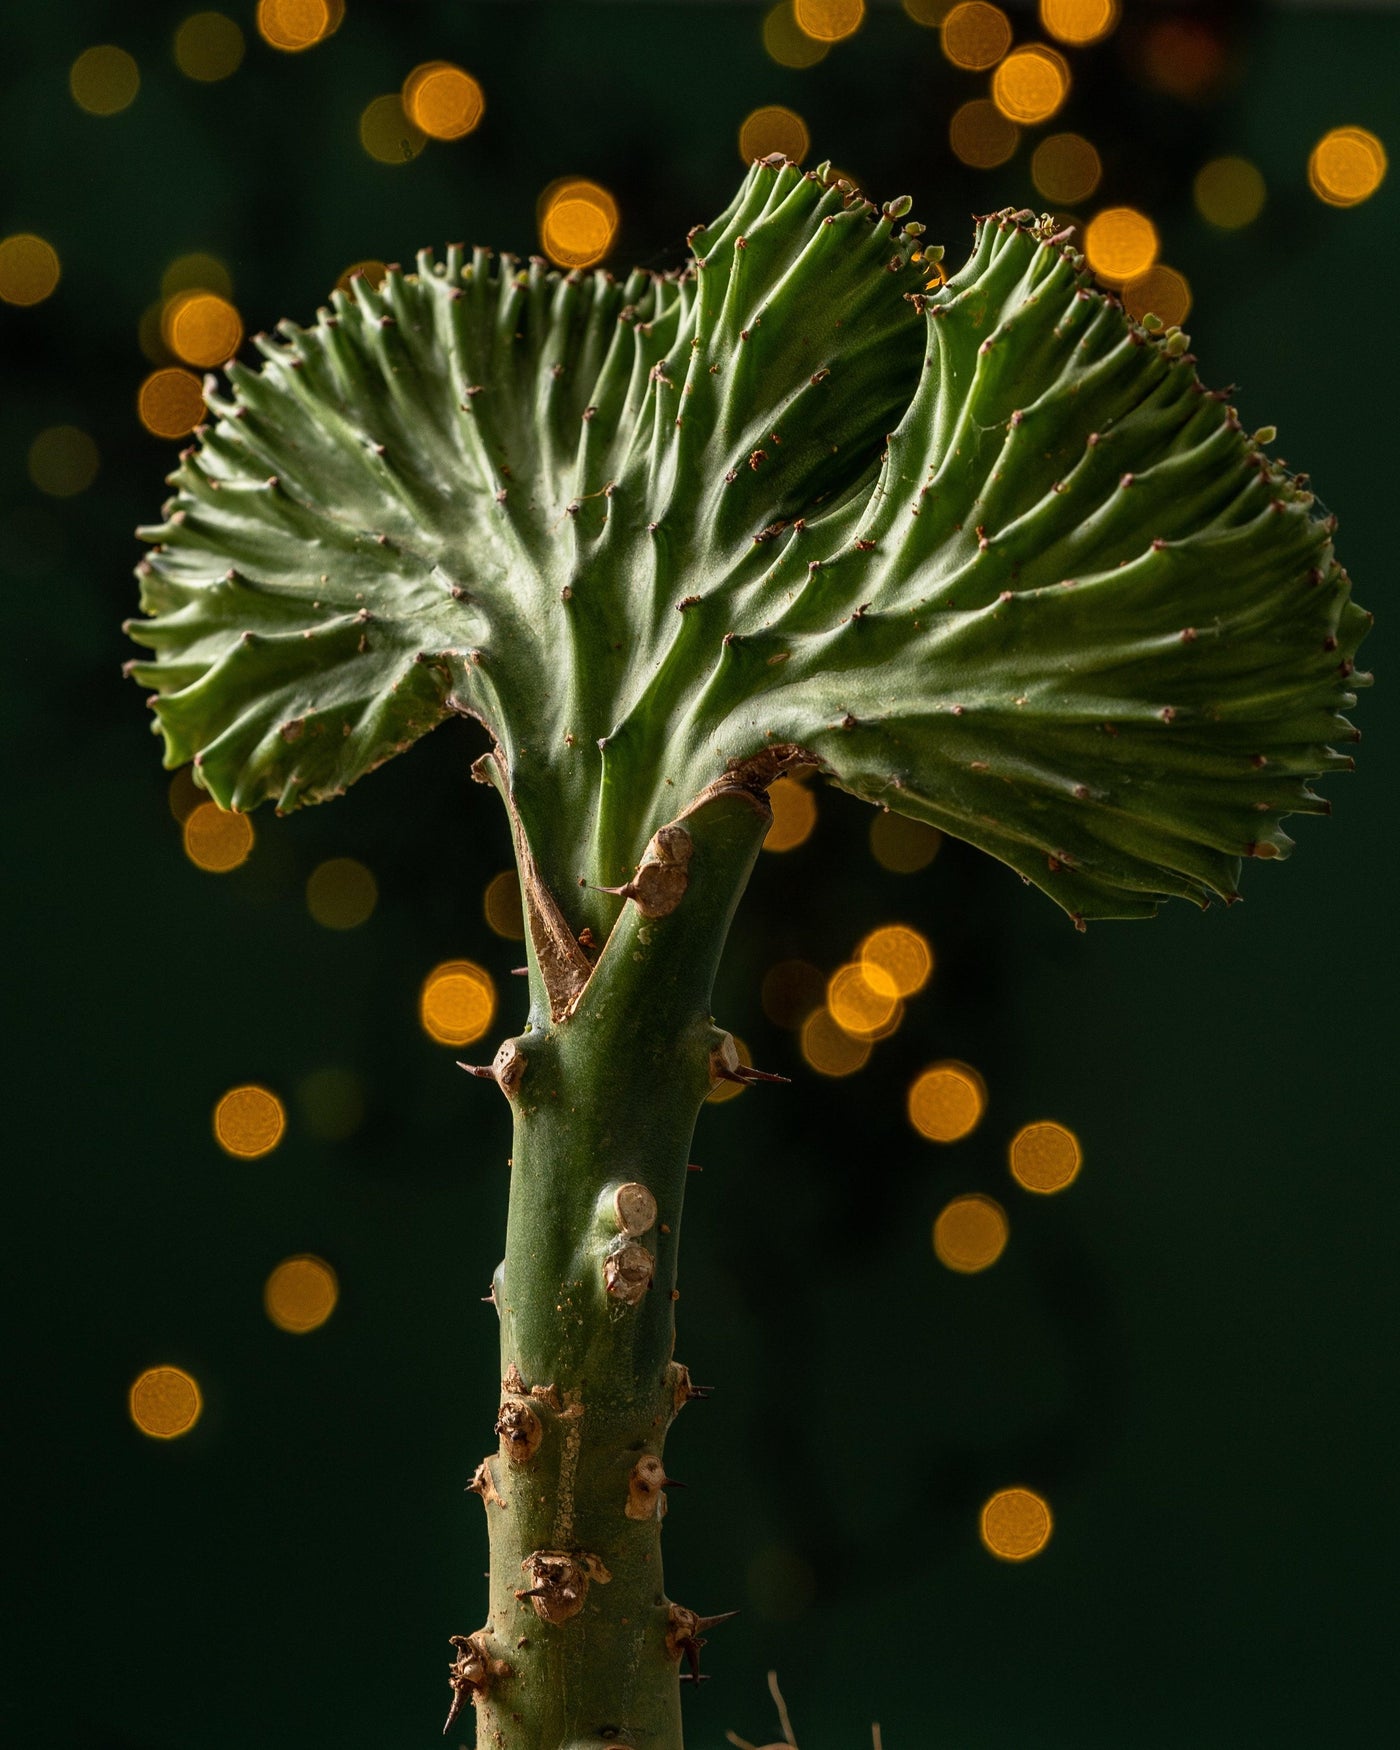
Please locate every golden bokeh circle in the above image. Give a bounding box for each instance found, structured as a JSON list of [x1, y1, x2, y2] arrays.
[[162, 252, 233, 302], [1122, 264, 1191, 330], [404, 62, 485, 141], [306, 857, 378, 930], [1308, 126, 1387, 209], [980, 1486, 1054, 1560], [138, 367, 206, 438], [264, 1255, 339, 1333], [762, 776, 818, 852], [166, 292, 243, 368], [420, 960, 496, 1047], [992, 46, 1070, 126], [27, 426, 99, 498], [827, 963, 902, 1040], [765, 2, 829, 67], [174, 12, 246, 82], [793, 0, 866, 43], [800, 1008, 871, 1077], [933, 1193, 1008, 1273], [869, 811, 941, 873], [1193, 156, 1266, 230], [941, 3, 1012, 71], [70, 46, 140, 116], [1039, 0, 1117, 46], [129, 1366, 203, 1439], [183, 800, 253, 872], [257, 0, 333, 53], [738, 105, 811, 167], [1084, 206, 1158, 284], [950, 99, 1019, 170], [0, 234, 61, 307], [859, 924, 933, 1000], [1031, 132, 1101, 205], [908, 1062, 986, 1142], [360, 95, 427, 165], [1009, 1120, 1082, 1193], [213, 1084, 287, 1159], [539, 179, 619, 269], [484, 870, 526, 940]]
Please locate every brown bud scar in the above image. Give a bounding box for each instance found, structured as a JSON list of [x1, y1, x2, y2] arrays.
[[626, 1453, 670, 1521], [666, 1362, 712, 1415], [466, 1459, 507, 1509], [604, 1241, 655, 1307], [515, 1551, 610, 1625], [599, 822, 694, 918], [495, 1397, 543, 1465], [502, 1363, 526, 1395], [443, 1631, 509, 1733], [613, 1182, 658, 1238]]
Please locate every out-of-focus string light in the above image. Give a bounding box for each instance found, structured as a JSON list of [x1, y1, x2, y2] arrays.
[[165, 292, 243, 367], [306, 857, 377, 930], [129, 1366, 202, 1439], [257, 0, 341, 53], [992, 46, 1070, 126], [1084, 206, 1158, 284], [707, 1036, 754, 1103], [908, 1061, 986, 1142], [859, 925, 933, 1000], [420, 960, 495, 1047], [174, 12, 246, 82], [183, 800, 253, 870], [950, 100, 1018, 170], [70, 46, 140, 115], [297, 1066, 364, 1141], [1031, 132, 1101, 205], [800, 1008, 871, 1077], [1308, 127, 1387, 208], [0, 234, 61, 306], [762, 775, 817, 851], [483, 871, 526, 940], [264, 1255, 339, 1333], [827, 963, 902, 1040], [933, 1193, 1008, 1273], [761, 959, 825, 1029], [360, 95, 426, 165], [1009, 1120, 1082, 1192], [764, 2, 829, 67], [794, 0, 865, 43], [138, 367, 206, 438], [335, 259, 388, 295], [539, 179, 619, 269], [1193, 156, 1266, 229], [1039, 0, 1117, 47], [941, 3, 1012, 71], [869, 811, 941, 872], [739, 105, 811, 167], [980, 1486, 1053, 1560], [403, 62, 485, 141], [28, 427, 99, 498], [213, 1084, 287, 1158], [1122, 264, 1191, 329], [162, 252, 234, 302]]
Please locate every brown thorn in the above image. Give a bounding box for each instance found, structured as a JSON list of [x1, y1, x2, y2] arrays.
[[687, 1162, 703, 1173], [717, 1064, 791, 1085], [457, 1062, 497, 1080], [510, 966, 528, 976], [694, 1609, 740, 1634]]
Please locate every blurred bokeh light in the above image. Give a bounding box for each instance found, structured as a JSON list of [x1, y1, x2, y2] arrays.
[[403, 62, 485, 141], [793, 0, 865, 44], [980, 1486, 1054, 1560], [992, 46, 1070, 127], [138, 366, 206, 438], [213, 1084, 287, 1159], [1009, 1120, 1083, 1193], [908, 1062, 986, 1142], [1039, 0, 1117, 47], [1122, 264, 1191, 328], [762, 775, 817, 852], [1308, 127, 1387, 207], [166, 292, 243, 368], [257, 0, 340, 54], [27, 426, 99, 497], [483, 871, 526, 940], [799, 1008, 871, 1077], [419, 960, 495, 1047], [183, 800, 254, 872], [1194, 156, 1267, 230], [538, 179, 619, 269], [827, 961, 902, 1040], [360, 95, 427, 165], [264, 1255, 339, 1333], [173, 12, 246, 83], [129, 1366, 202, 1440], [764, 3, 829, 68], [934, 1192, 1008, 1272], [0, 234, 61, 306], [739, 105, 811, 166], [869, 812, 941, 873], [950, 99, 1018, 170], [859, 925, 933, 1000], [162, 252, 234, 302], [941, 3, 1012, 71], [1085, 206, 1158, 283], [306, 857, 378, 930], [1031, 132, 1101, 205], [69, 46, 140, 116]]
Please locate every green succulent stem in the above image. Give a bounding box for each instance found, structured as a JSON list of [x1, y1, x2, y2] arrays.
[[458, 777, 772, 1750]]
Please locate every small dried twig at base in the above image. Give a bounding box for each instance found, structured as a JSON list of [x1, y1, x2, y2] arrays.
[[872, 1725, 884, 1750], [726, 1669, 799, 1749]]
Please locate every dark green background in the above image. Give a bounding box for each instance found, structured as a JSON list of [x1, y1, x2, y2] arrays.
[[4, 3, 1394, 1745]]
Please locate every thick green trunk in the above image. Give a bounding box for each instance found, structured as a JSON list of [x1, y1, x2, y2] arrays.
[[452, 782, 773, 1750]]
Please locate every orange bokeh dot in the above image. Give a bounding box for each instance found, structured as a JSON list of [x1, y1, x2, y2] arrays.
[[404, 62, 485, 141], [1084, 206, 1158, 284], [827, 963, 902, 1040], [264, 1255, 339, 1333], [941, 2, 1012, 71], [738, 104, 810, 166], [980, 1486, 1053, 1560], [166, 292, 243, 367], [129, 1366, 203, 1439], [213, 1084, 287, 1159], [793, 0, 865, 43], [0, 233, 61, 306], [182, 800, 253, 871], [1009, 1120, 1083, 1193], [138, 367, 206, 438], [256, 0, 336, 53], [483, 870, 525, 940], [1039, 0, 1117, 46], [1031, 132, 1102, 206], [1308, 127, 1387, 208], [763, 776, 817, 852], [933, 1193, 1008, 1273], [539, 179, 619, 270], [800, 1008, 871, 1077], [908, 1061, 986, 1142], [950, 99, 1019, 170], [1122, 264, 1191, 330], [992, 46, 1070, 126], [420, 960, 495, 1046], [860, 924, 933, 999]]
